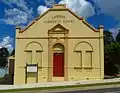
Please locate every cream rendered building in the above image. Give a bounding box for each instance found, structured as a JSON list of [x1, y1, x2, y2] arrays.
[[14, 4, 104, 84]]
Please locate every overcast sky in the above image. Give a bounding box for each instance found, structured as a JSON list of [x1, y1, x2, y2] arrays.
[[0, 0, 120, 53]]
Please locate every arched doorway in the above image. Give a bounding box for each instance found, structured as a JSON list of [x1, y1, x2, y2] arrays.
[[53, 43, 64, 77]]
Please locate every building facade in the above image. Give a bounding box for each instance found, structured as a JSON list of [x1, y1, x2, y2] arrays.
[[14, 4, 104, 84]]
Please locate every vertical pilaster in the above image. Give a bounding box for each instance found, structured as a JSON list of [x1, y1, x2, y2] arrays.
[[82, 51, 85, 67], [48, 34, 52, 81], [64, 33, 68, 81], [32, 50, 36, 64], [99, 25, 104, 79]]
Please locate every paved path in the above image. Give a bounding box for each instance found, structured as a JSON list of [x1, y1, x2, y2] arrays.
[[0, 78, 120, 93], [0, 78, 120, 90], [1, 84, 120, 93], [2, 86, 120, 93]]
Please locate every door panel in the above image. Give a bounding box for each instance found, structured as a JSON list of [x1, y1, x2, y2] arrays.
[[53, 53, 64, 77]]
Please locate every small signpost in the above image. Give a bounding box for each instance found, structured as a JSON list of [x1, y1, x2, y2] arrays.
[[25, 63, 38, 83], [27, 64, 37, 73]]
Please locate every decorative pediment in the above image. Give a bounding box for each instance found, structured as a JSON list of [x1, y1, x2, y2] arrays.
[[48, 24, 69, 34]]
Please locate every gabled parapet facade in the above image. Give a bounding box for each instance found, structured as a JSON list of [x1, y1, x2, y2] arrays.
[[14, 4, 104, 84]]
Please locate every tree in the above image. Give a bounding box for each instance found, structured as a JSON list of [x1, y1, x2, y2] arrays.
[[105, 42, 120, 64], [116, 31, 120, 42], [104, 42, 120, 75], [0, 48, 9, 67], [10, 49, 15, 57], [104, 31, 120, 76], [104, 31, 114, 46]]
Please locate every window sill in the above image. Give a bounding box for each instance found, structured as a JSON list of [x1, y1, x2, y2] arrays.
[[38, 66, 42, 68], [83, 67, 92, 69], [74, 67, 93, 69], [74, 67, 82, 69]]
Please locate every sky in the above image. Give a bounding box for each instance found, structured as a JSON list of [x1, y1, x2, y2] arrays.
[[0, 0, 120, 54]]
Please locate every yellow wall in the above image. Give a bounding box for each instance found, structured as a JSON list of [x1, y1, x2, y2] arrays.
[[14, 4, 104, 84], [68, 39, 103, 80], [14, 39, 49, 84]]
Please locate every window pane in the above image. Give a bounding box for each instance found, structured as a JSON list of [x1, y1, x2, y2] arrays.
[[36, 51, 42, 66], [85, 51, 92, 67], [26, 51, 32, 64], [75, 51, 82, 67]]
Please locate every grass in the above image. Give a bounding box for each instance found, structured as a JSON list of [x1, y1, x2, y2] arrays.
[[0, 77, 4, 83], [1, 81, 120, 92], [0, 77, 4, 80]]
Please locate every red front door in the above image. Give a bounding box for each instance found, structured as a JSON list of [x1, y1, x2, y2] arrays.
[[53, 53, 64, 77]]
